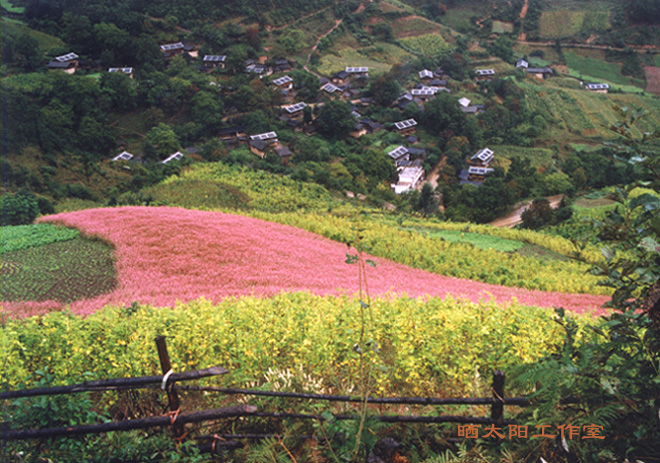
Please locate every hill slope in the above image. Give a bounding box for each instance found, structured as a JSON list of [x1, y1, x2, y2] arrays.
[[1, 206, 609, 317]]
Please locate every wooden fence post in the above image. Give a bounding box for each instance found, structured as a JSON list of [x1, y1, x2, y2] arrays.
[[490, 370, 505, 423], [155, 336, 185, 441]]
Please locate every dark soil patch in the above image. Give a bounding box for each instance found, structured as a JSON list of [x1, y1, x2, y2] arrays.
[[0, 238, 116, 303], [514, 243, 573, 262]]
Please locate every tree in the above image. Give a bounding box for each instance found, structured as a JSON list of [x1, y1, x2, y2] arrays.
[[279, 29, 306, 54], [100, 72, 137, 112], [520, 197, 553, 229], [144, 123, 180, 162], [191, 90, 224, 134], [316, 100, 356, 139], [417, 182, 438, 216]]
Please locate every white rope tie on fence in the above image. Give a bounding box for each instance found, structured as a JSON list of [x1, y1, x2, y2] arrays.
[[161, 369, 174, 390]]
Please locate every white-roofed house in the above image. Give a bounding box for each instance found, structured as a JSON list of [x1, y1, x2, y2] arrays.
[[345, 66, 369, 79], [516, 58, 529, 68], [474, 68, 495, 81], [160, 42, 185, 58], [392, 166, 424, 194], [47, 52, 79, 73], [111, 151, 134, 162], [249, 132, 279, 158], [584, 83, 610, 93], [161, 151, 185, 164], [281, 102, 307, 119], [108, 67, 133, 78], [467, 165, 494, 182], [393, 118, 418, 136], [458, 97, 471, 108], [272, 75, 293, 90], [469, 148, 495, 167], [203, 55, 227, 69], [419, 69, 434, 81]]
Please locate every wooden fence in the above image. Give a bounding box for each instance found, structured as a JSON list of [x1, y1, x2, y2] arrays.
[[0, 336, 531, 455]]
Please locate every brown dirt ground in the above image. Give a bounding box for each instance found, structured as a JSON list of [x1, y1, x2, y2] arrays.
[[644, 66, 660, 95]]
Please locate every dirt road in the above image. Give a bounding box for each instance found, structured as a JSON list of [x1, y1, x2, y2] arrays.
[[489, 194, 564, 228]]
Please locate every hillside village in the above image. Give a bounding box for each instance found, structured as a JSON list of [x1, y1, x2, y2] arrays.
[[1, 0, 660, 461], [3, 0, 660, 227]]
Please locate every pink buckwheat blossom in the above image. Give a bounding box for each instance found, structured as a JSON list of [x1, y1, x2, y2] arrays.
[[1, 207, 609, 318]]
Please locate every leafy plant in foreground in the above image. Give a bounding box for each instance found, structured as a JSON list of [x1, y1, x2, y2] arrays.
[[510, 107, 660, 461]]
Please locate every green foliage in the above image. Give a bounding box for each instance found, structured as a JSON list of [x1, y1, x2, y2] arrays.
[[0, 224, 79, 254], [511, 105, 660, 462], [0, 190, 39, 226], [316, 100, 357, 139], [144, 123, 180, 162]]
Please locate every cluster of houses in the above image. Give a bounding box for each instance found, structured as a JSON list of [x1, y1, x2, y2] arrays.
[[458, 147, 495, 185], [90, 39, 610, 195]]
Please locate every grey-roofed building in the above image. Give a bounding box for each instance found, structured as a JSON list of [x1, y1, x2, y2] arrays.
[[526, 67, 553, 79], [516, 58, 529, 68]]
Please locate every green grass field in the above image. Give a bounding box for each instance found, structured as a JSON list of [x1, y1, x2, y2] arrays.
[[565, 51, 637, 87], [0, 224, 79, 254], [492, 20, 513, 34], [539, 10, 609, 38], [518, 79, 660, 140], [0, 0, 24, 13], [1, 238, 116, 303], [316, 44, 398, 76], [489, 145, 556, 169], [391, 15, 448, 39], [412, 228, 526, 252], [0, 18, 64, 54], [398, 34, 450, 56]]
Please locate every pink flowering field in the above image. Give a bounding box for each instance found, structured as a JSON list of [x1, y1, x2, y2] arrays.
[[2, 206, 610, 317]]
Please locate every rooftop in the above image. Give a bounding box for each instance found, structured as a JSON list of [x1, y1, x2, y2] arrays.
[[250, 132, 278, 141], [471, 148, 494, 164], [272, 75, 293, 86], [283, 102, 307, 113], [394, 119, 418, 130]]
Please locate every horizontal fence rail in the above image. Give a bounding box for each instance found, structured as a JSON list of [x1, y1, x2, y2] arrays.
[[0, 404, 257, 441], [178, 385, 531, 407], [0, 366, 228, 400]]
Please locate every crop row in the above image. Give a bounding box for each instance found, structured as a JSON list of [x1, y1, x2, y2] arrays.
[[1, 238, 116, 303], [0, 293, 598, 396]]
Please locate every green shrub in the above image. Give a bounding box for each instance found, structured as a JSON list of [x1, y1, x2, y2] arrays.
[[0, 190, 39, 226]]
